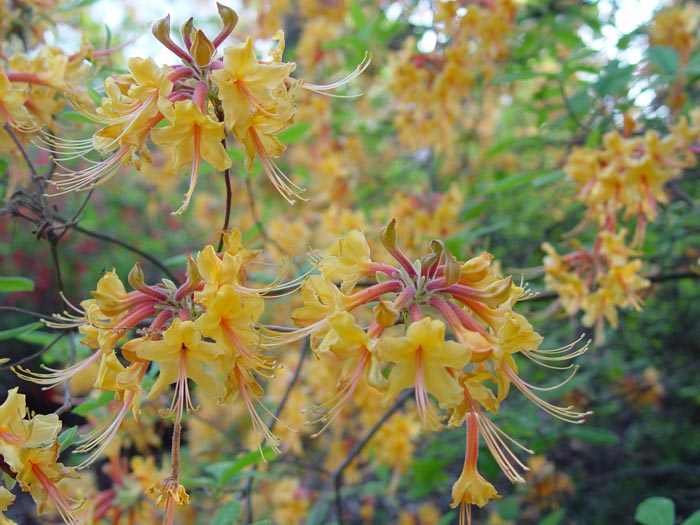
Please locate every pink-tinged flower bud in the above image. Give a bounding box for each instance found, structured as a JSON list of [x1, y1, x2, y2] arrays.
[[152, 15, 191, 63], [373, 300, 398, 328], [190, 30, 215, 67], [213, 3, 239, 48]]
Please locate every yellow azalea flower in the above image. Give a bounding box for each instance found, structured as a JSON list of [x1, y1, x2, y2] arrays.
[[492, 312, 543, 365], [210, 37, 296, 130], [194, 245, 251, 306], [0, 485, 17, 525], [0, 70, 32, 128], [135, 319, 225, 419], [15, 441, 80, 524], [451, 414, 501, 525], [309, 311, 386, 435], [376, 317, 470, 429], [151, 99, 232, 214], [232, 93, 302, 203], [91, 270, 130, 317], [194, 285, 270, 372], [0, 388, 30, 446], [319, 229, 374, 293]]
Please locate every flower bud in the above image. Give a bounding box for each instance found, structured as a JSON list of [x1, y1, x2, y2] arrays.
[[190, 30, 215, 67], [213, 2, 239, 48]]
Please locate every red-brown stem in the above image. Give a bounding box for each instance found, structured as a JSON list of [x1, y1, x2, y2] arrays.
[[408, 302, 423, 322], [347, 280, 403, 309], [193, 81, 207, 113], [170, 421, 182, 480], [6, 71, 57, 88], [429, 295, 491, 339], [465, 412, 479, 471]]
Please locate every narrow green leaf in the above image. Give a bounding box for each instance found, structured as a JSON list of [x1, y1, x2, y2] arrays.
[[491, 70, 551, 83], [538, 508, 565, 525], [72, 391, 115, 416], [635, 497, 675, 525], [0, 322, 44, 341], [277, 122, 311, 144], [681, 510, 700, 525], [0, 276, 35, 292], [486, 170, 554, 194], [87, 86, 103, 106], [567, 426, 620, 446], [57, 112, 97, 124], [211, 500, 242, 525], [17, 330, 60, 347], [205, 446, 277, 486], [349, 2, 367, 30], [58, 426, 78, 453]]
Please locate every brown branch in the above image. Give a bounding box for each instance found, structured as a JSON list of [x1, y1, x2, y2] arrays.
[[308, 389, 412, 525]]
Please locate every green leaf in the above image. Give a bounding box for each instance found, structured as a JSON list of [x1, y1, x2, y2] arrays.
[[497, 496, 521, 520], [567, 426, 620, 446], [0, 276, 35, 292], [682, 52, 700, 76], [681, 510, 700, 525], [87, 86, 102, 106], [57, 112, 97, 124], [0, 322, 44, 341], [72, 391, 114, 416], [486, 170, 558, 194], [538, 509, 566, 525], [567, 89, 590, 117], [594, 60, 633, 96], [17, 330, 60, 347], [492, 70, 551, 83], [211, 499, 242, 525], [58, 426, 78, 453], [349, 2, 367, 30], [635, 497, 675, 525], [277, 122, 311, 144], [648, 46, 680, 76], [162, 254, 188, 268], [205, 447, 277, 486]]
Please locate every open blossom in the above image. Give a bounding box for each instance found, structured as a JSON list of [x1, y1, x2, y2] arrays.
[[0, 389, 80, 525], [285, 220, 590, 520], [47, 6, 369, 212]]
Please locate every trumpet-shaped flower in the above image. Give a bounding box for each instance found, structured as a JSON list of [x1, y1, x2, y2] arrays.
[[376, 317, 470, 429], [210, 37, 296, 130], [151, 99, 231, 213], [135, 319, 225, 421]]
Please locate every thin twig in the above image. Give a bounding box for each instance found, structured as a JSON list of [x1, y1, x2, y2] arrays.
[[70, 223, 180, 284], [49, 239, 64, 296], [308, 389, 412, 525], [218, 166, 233, 253], [244, 177, 293, 259], [0, 332, 67, 371], [527, 269, 700, 303], [0, 306, 57, 321]]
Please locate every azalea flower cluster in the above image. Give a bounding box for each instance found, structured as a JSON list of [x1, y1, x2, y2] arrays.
[[49, 3, 369, 213], [13, 230, 287, 521], [0, 388, 79, 524], [543, 113, 700, 338], [0, 44, 92, 195], [289, 220, 589, 525], [387, 0, 515, 171]]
